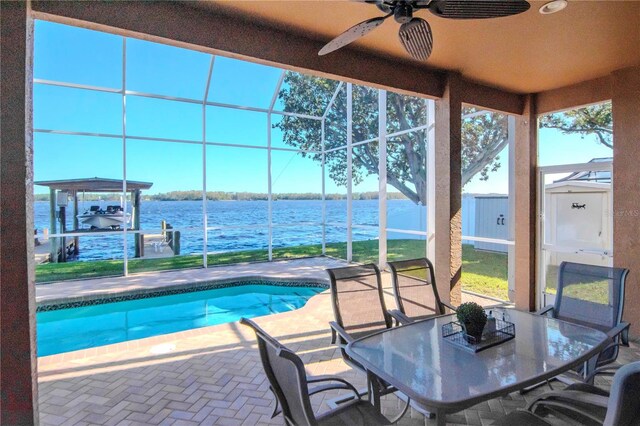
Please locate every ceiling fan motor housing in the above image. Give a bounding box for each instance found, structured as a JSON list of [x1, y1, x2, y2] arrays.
[[394, 3, 414, 23]]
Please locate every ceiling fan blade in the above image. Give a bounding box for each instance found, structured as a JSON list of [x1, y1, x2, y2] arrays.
[[319, 16, 389, 56], [398, 18, 433, 60], [428, 0, 530, 19]]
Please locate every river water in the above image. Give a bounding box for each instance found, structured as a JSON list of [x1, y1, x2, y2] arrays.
[[35, 199, 425, 261]]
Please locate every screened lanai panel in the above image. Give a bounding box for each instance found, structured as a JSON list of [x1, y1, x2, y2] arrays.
[[386, 132, 428, 233], [34, 134, 123, 183], [352, 142, 379, 227], [126, 139, 203, 231], [460, 107, 512, 302], [386, 92, 427, 134], [538, 102, 613, 167], [271, 150, 322, 224], [271, 116, 322, 150], [325, 225, 348, 261], [34, 20, 123, 89], [206, 107, 267, 147], [352, 229, 379, 264], [387, 232, 427, 262], [460, 107, 509, 245], [353, 85, 379, 143], [325, 148, 348, 225], [126, 96, 201, 141], [273, 71, 340, 116], [126, 39, 212, 100], [323, 83, 348, 150], [34, 84, 122, 134], [208, 56, 282, 108], [205, 145, 268, 227], [206, 228, 269, 265], [272, 225, 323, 260], [462, 242, 509, 301], [33, 134, 126, 282]]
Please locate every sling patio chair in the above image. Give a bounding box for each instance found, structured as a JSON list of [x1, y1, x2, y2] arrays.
[[326, 263, 430, 421], [537, 261, 630, 383], [240, 317, 391, 426], [387, 257, 457, 325], [498, 361, 640, 426]]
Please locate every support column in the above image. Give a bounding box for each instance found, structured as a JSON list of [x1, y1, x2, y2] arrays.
[[514, 95, 537, 311], [612, 65, 640, 338], [0, 1, 39, 423], [434, 75, 462, 306]]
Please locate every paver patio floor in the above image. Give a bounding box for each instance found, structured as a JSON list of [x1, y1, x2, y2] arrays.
[[37, 258, 639, 425]]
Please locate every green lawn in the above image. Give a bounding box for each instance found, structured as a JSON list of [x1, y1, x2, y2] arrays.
[[35, 241, 510, 300], [461, 244, 508, 300]]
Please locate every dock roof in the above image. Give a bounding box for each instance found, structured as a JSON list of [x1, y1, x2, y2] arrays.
[[35, 177, 153, 192]]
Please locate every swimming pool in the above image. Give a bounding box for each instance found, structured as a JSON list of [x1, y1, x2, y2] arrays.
[[37, 282, 325, 357]]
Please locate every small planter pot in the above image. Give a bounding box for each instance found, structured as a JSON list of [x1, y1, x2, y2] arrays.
[[463, 322, 485, 344]]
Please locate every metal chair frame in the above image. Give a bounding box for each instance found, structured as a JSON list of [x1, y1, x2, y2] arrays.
[[241, 317, 391, 426], [387, 257, 456, 325], [537, 261, 630, 382]]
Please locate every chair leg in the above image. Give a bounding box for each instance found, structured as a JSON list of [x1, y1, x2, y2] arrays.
[[330, 327, 336, 345]]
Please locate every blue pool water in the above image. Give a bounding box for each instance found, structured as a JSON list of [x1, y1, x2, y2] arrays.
[[37, 283, 324, 357]]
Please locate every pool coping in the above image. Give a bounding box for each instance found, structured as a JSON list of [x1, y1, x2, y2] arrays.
[[37, 275, 329, 311]]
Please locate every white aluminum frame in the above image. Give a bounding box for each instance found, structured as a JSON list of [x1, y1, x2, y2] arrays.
[[33, 24, 448, 276]]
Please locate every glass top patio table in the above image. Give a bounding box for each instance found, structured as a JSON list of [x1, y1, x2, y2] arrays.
[[346, 309, 608, 425]]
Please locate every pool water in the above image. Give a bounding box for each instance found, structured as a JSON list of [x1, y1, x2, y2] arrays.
[[37, 284, 324, 357]]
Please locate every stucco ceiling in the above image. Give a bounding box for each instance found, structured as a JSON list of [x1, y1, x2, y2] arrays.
[[201, 0, 640, 94]]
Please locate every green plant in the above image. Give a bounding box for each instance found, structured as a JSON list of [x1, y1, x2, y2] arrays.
[[456, 302, 487, 342]]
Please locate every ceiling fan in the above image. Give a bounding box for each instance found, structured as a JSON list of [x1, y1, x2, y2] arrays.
[[318, 0, 531, 61]]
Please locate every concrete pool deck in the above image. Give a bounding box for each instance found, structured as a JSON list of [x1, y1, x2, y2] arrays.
[[35, 257, 344, 306], [37, 257, 637, 425]]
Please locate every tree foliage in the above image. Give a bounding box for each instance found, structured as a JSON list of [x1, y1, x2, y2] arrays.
[[539, 103, 612, 148], [274, 72, 509, 205]]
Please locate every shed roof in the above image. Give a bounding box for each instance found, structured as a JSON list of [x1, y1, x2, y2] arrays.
[[34, 177, 153, 192]]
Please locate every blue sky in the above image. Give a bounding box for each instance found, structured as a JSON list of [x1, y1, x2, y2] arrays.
[[33, 20, 612, 196]]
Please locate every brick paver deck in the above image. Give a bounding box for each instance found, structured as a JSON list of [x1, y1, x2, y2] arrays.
[[37, 258, 639, 425]]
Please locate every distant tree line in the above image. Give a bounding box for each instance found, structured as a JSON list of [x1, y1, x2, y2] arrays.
[[143, 190, 407, 201], [34, 190, 408, 202]]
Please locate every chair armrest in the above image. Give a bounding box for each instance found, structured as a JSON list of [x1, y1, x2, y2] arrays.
[[536, 305, 554, 316], [607, 321, 630, 345], [442, 301, 458, 313], [388, 309, 413, 325], [585, 365, 621, 384], [329, 321, 354, 344], [307, 375, 361, 399], [564, 382, 610, 397], [527, 390, 609, 414]]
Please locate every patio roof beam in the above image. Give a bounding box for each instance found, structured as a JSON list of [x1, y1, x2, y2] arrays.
[[536, 75, 612, 115], [459, 78, 525, 115]]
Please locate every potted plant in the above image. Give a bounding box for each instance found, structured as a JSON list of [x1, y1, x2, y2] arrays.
[[456, 302, 487, 343]]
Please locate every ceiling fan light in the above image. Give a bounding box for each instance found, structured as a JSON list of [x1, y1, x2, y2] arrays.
[[539, 0, 568, 15]]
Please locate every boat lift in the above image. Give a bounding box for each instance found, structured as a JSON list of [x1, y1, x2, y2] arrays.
[[34, 177, 153, 263]]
